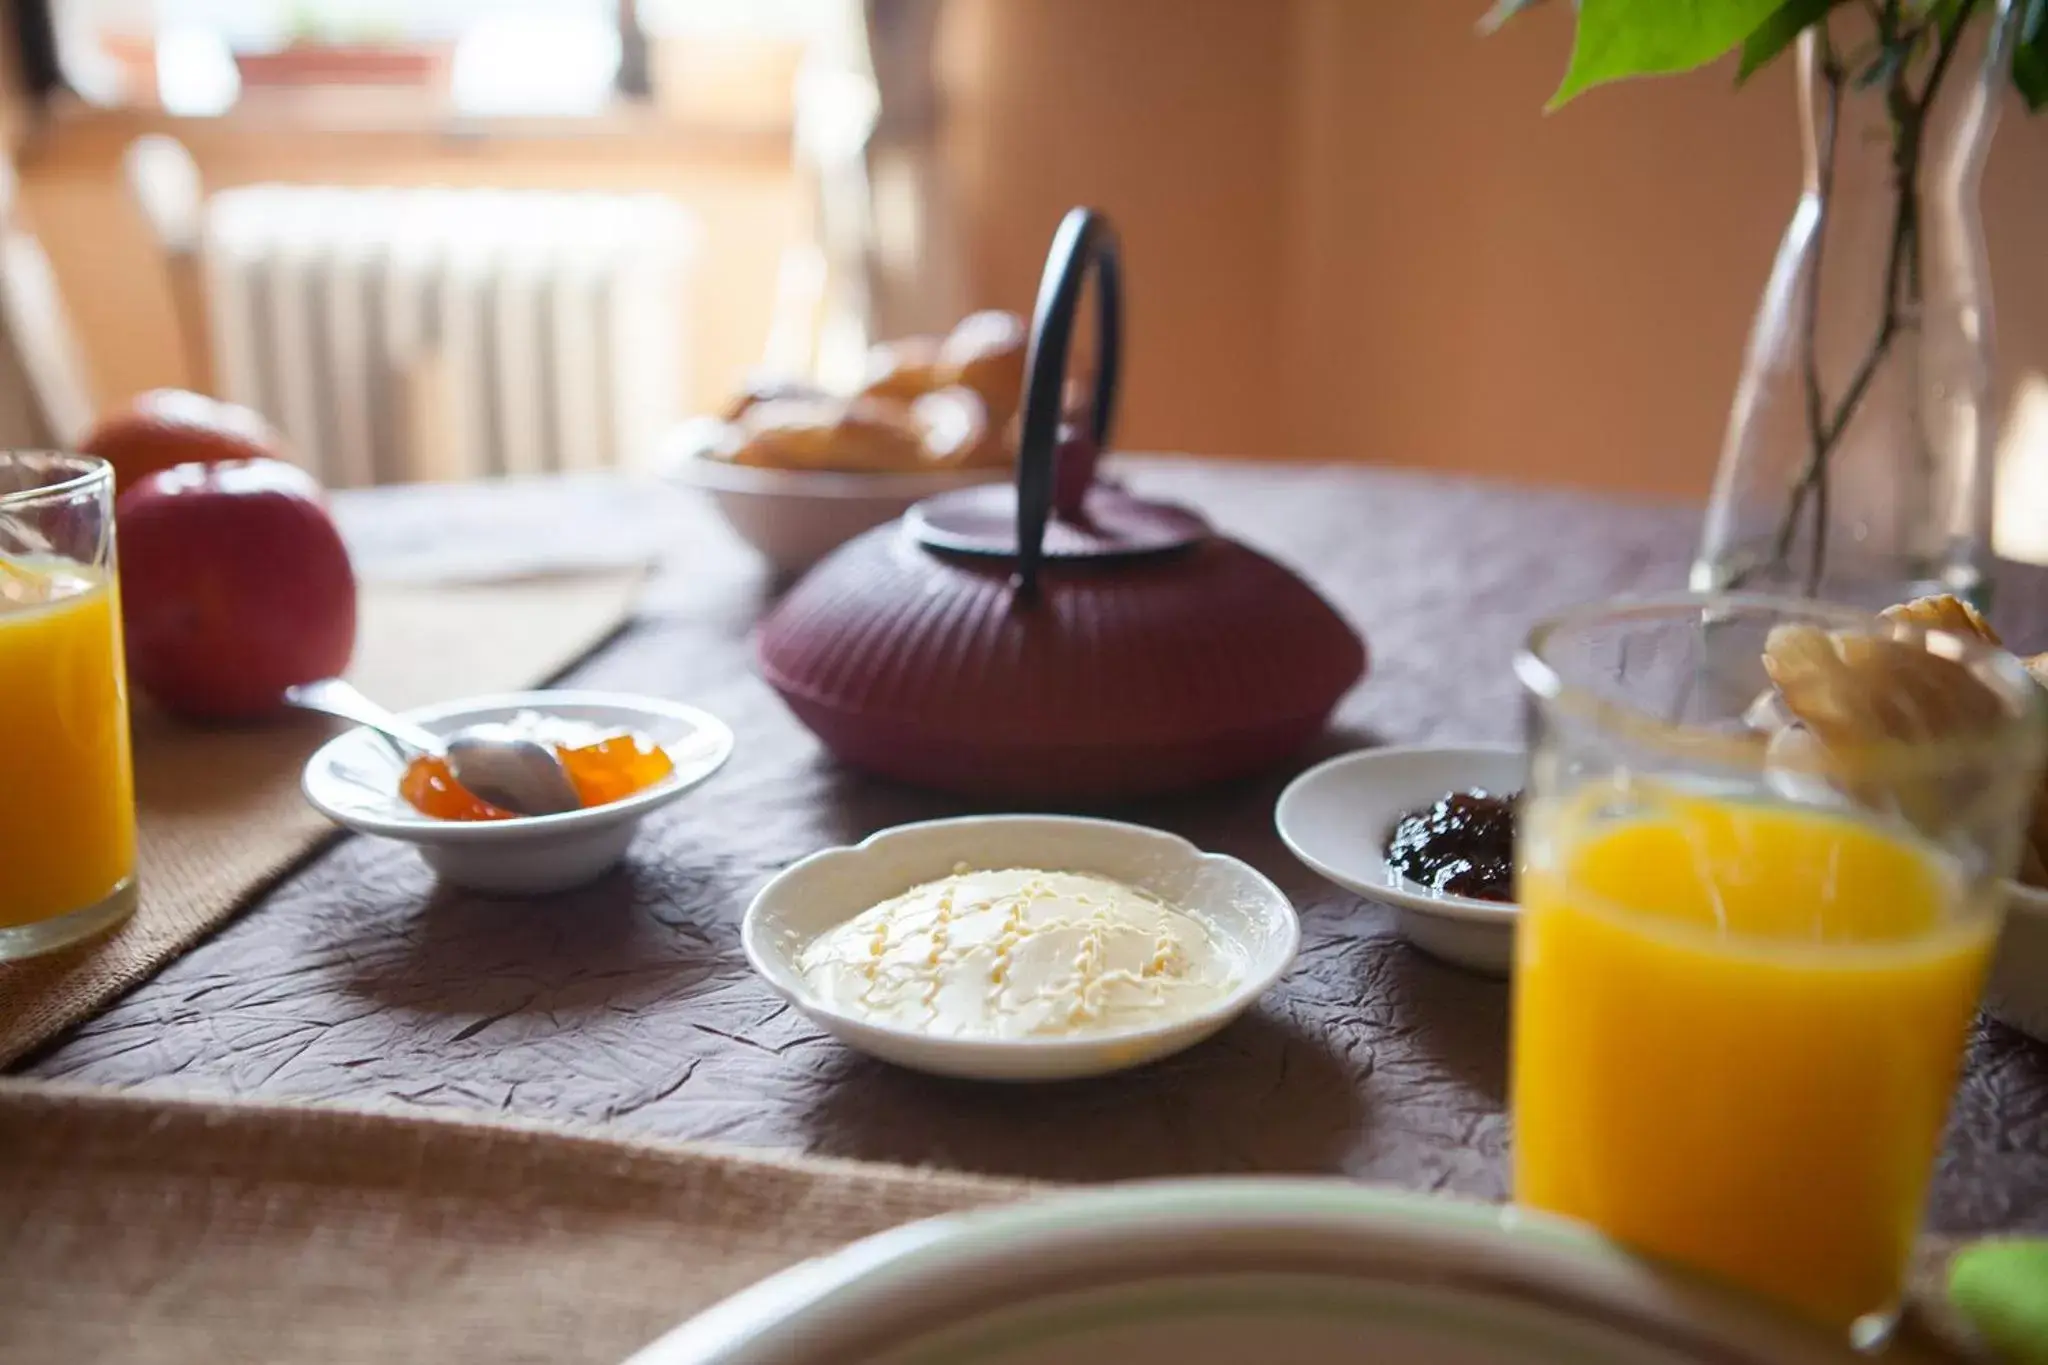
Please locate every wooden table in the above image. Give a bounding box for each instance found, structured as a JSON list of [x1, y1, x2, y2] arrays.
[[22, 460, 2048, 1232]]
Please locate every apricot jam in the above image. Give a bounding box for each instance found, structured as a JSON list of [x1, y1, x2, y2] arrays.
[[399, 733, 676, 822], [400, 755, 515, 822], [557, 735, 675, 808]]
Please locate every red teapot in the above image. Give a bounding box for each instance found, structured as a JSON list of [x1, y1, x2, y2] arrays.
[[756, 208, 1366, 800]]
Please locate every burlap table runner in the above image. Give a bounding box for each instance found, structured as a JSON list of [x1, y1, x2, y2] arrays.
[[0, 570, 645, 1064], [0, 1080, 1990, 1365], [0, 1080, 1030, 1365]]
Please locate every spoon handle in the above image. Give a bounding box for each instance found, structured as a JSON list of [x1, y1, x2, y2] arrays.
[[284, 678, 446, 755]]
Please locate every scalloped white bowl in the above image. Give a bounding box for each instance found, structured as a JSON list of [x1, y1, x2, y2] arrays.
[[741, 815, 1299, 1081]]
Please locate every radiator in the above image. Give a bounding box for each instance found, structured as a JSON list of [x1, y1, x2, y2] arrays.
[[202, 186, 696, 487]]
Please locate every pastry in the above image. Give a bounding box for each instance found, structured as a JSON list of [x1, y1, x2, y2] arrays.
[[720, 396, 842, 469], [856, 336, 948, 406], [1760, 619, 2009, 751], [723, 395, 928, 473], [1761, 593, 2048, 886], [909, 386, 988, 469], [940, 310, 1028, 434], [722, 376, 830, 423], [1882, 593, 2000, 645], [831, 396, 935, 472], [713, 309, 1035, 474]]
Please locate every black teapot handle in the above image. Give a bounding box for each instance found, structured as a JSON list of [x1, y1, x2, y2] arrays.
[[1015, 207, 1121, 601]]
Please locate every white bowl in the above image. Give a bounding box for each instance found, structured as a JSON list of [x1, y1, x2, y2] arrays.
[[741, 815, 1299, 1081], [302, 690, 734, 896], [1276, 744, 1525, 976], [625, 1178, 1869, 1365], [667, 427, 1008, 576], [1992, 881, 2048, 1042]]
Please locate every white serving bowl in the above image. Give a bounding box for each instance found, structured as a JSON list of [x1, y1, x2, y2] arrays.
[[1992, 881, 2048, 1042], [626, 1179, 1870, 1365], [302, 690, 734, 896], [742, 815, 1299, 1081], [667, 426, 1008, 577], [1276, 744, 1525, 976]]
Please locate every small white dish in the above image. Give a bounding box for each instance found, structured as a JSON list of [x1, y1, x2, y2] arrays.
[[741, 815, 1299, 1081], [1276, 744, 1526, 976], [1992, 880, 2048, 1043], [626, 1178, 1868, 1365], [302, 689, 734, 895], [666, 423, 1007, 576]]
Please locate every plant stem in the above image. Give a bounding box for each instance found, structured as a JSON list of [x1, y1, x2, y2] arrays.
[[1757, 0, 1977, 596], [1764, 30, 1844, 583]]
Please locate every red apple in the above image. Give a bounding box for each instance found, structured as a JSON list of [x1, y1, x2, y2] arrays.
[[82, 389, 286, 497], [117, 459, 356, 719]]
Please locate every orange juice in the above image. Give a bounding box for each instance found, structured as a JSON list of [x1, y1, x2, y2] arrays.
[[0, 563, 136, 928], [1514, 794, 1992, 1328]]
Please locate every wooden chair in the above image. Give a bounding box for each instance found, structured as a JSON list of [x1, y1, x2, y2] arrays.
[[123, 133, 211, 397], [0, 152, 94, 449]]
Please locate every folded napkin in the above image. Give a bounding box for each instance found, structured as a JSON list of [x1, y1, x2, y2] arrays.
[[332, 472, 665, 587], [1950, 1240, 2048, 1364]]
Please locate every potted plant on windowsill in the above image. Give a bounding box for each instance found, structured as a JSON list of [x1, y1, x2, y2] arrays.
[[233, 10, 451, 92], [1489, 0, 2048, 608]]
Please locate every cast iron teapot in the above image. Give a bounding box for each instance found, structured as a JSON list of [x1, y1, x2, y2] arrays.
[[756, 208, 1367, 800]]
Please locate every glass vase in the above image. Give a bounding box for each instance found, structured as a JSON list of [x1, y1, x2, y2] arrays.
[[1694, 0, 2021, 609]]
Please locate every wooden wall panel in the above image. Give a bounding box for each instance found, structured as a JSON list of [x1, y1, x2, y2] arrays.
[[940, 0, 2048, 498]]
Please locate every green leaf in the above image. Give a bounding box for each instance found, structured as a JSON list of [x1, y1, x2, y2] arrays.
[[1552, 0, 1789, 107], [1736, 0, 1842, 83], [1948, 1240, 2048, 1365], [2018, 0, 2048, 111]]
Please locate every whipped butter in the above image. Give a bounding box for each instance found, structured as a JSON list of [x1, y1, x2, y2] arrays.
[[798, 868, 1240, 1039]]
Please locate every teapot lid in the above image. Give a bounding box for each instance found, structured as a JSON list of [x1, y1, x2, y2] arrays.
[[906, 209, 1207, 592]]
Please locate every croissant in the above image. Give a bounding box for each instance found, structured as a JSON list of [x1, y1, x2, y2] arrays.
[[856, 336, 948, 406], [1760, 594, 2048, 886], [941, 310, 1028, 435], [713, 310, 1031, 474], [723, 396, 931, 473]]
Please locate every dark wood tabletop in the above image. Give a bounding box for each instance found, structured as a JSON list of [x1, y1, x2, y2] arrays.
[[22, 460, 2048, 1233]]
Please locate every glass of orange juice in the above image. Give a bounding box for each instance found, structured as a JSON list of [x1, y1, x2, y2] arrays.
[[0, 452, 137, 958], [1513, 594, 2045, 1340]]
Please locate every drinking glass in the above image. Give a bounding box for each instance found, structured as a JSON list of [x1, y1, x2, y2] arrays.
[[1513, 594, 2045, 1337], [0, 453, 137, 957]]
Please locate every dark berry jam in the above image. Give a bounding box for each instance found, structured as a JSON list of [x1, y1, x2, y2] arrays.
[[1384, 789, 1518, 903]]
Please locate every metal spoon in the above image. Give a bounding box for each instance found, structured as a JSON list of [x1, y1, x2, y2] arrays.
[[285, 678, 582, 817]]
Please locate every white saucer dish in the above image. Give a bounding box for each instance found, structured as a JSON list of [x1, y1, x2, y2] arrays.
[[741, 815, 1298, 1081], [625, 1179, 1870, 1365], [1276, 744, 1525, 976], [1992, 880, 2048, 1043], [667, 425, 1007, 576], [302, 690, 733, 895]]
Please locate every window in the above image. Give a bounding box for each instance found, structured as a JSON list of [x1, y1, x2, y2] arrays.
[[43, 0, 850, 123]]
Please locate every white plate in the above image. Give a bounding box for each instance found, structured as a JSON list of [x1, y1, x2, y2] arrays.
[[741, 815, 1299, 1081], [1276, 744, 1525, 975], [666, 423, 1007, 576], [302, 690, 733, 895], [1992, 880, 2048, 1042], [625, 1179, 1875, 1365]]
